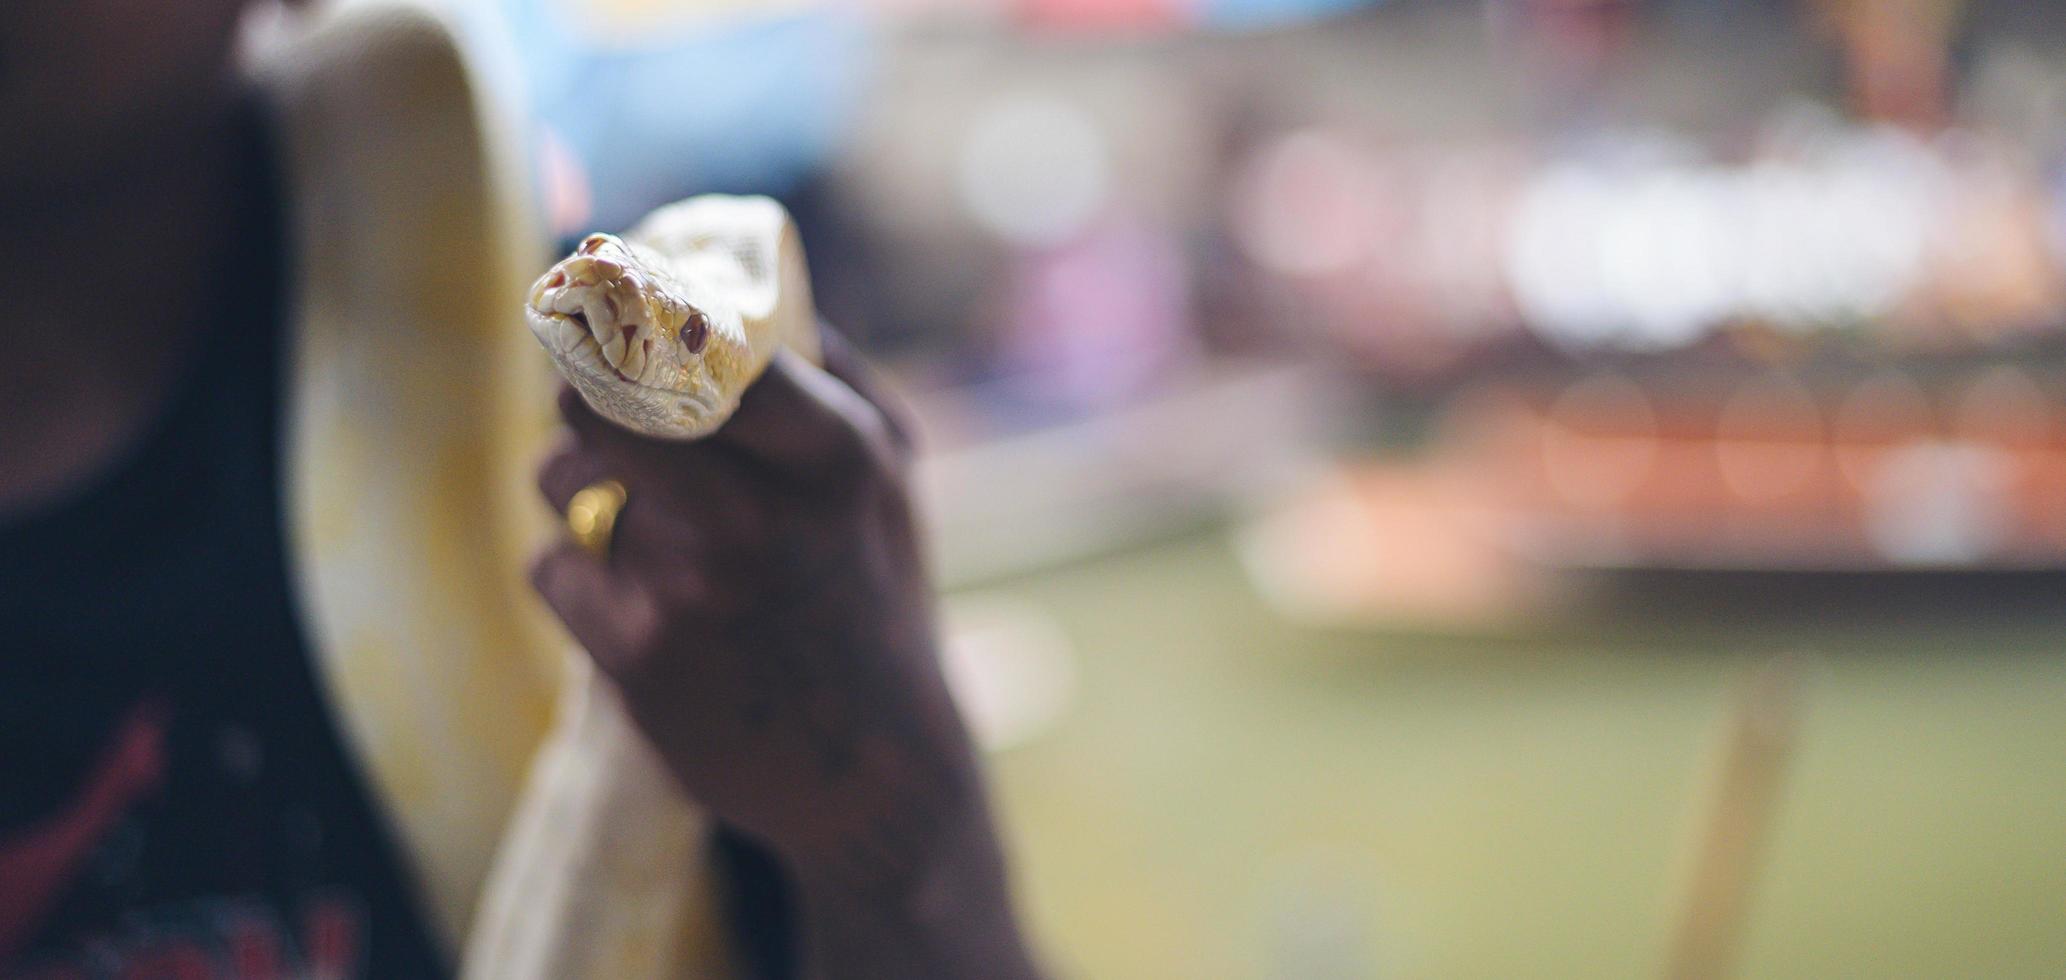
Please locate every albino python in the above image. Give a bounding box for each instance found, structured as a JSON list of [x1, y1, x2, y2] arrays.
[[525, 194, 820, 438], [473, 194, 819, 979]]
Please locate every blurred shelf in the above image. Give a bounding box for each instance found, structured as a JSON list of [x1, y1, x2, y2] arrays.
[[912, 360, 1345, 586]]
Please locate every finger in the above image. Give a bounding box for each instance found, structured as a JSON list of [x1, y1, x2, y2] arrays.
[[540, 448, 746, 575], [709, 350, 894, 477], [816, 327, 915, 453], [537, 434, 615, 514], [538, 432, 740, 537], [529, 541, 661, 671]]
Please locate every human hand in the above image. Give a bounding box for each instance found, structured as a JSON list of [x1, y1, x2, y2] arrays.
[[531, 334, 1043, 977], [531, 331, 975, 870]]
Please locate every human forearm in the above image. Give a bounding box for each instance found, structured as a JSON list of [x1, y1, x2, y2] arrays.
[[529, 339, 1043, 977], [787, 785, 1043, 980]]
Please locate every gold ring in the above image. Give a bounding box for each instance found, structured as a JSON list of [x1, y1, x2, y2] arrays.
[[566, 479, 628, 558]]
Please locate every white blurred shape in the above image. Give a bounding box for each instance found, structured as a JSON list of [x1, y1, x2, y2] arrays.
[[1816, 166, 1931, 319], [1505, 129, 1935, 348], [1863, 441, 2013, 566], [1739, 164, 1830, 326], [939, 597, 1078, 752], [1505, 166, 1625, 347], [1599, 172, 1732, 347], [956, 95, 1111, 248]]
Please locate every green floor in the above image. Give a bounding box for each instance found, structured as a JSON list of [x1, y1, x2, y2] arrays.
[[971, 532, 2066, 979]]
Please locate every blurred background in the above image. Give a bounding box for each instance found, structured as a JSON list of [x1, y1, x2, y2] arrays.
[[470, 0, 2066, 975]]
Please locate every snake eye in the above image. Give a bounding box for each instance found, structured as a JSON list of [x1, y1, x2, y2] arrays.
[[679, 310, 711, 354]]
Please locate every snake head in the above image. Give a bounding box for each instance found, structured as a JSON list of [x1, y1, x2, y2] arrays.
[[526, 218, 773, 439], [526, 233, 713, 389]]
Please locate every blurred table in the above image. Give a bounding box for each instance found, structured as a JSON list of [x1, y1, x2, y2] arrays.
[[968, 529, 2066, 978]]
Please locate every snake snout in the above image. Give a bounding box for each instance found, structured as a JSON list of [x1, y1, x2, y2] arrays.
[[531, 251, 656, 381]]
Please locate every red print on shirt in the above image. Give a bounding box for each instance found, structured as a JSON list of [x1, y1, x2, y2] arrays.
[[0, 699, 169, 963]]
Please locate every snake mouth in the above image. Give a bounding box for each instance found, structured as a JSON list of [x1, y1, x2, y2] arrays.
[[530, 307, 721, 415], [537, 309, 640, 386], [563, 310, 634, 383]]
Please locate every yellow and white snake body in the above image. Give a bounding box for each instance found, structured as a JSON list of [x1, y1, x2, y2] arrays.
[[467, 195, 818, 980]]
